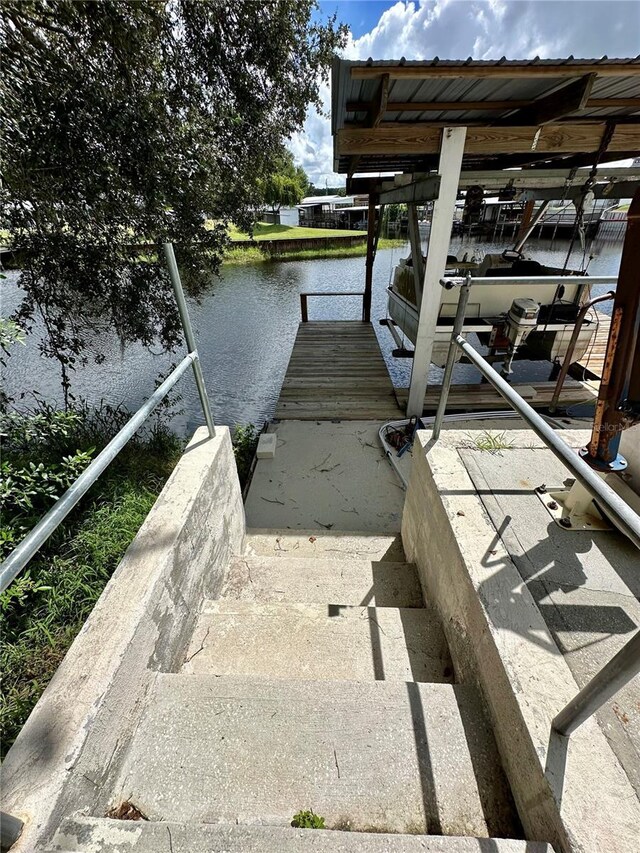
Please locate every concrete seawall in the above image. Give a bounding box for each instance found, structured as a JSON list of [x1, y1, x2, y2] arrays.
[[231, 234, 367, 254], [1, 427, 245, 852]]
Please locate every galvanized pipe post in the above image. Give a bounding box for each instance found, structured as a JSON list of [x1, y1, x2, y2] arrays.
[[163, 243, 216, 438], [553, 630, 640, 736], [432, 274, 472, 440]]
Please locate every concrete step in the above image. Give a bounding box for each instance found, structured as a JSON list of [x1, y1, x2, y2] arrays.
[[222, 556, 424, 607], [112, 674, 520, 838], [183, 601, 453, 683], [245, 529, 406, 562], [47, 816, 551, 852]]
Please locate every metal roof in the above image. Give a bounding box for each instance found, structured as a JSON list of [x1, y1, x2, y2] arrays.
[[332, 57, 640, 175]]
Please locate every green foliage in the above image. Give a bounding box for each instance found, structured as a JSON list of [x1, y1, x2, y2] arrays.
[[291, 810, 326, 829], [468, 430, 515, 452], [259, 150, 309, 214], [232, 424, 259, 488], [0, 401, 181, 754], [1, 1, 347, 395]]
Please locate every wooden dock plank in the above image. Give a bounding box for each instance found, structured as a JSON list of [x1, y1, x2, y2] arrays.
[[571, 309, 611, 381], [394, 379, 598, 413], [275, 322, 401, 420]]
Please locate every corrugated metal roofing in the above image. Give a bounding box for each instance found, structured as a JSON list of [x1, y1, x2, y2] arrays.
[[332, 57, 640, 174]]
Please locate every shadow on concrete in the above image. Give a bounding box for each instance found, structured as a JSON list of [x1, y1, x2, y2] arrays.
[[406, 680, 443, 835]]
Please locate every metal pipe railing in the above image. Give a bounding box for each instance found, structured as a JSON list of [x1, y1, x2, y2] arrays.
[[163, 243, 216, 438], [0, 353, 196, 594], [548, 290, 616, 413], [448, 334, 640, 551], [433, 328, 640, 737], [442, 274, 617, 289], [1, 810, 24, 849], [553, 630, 640, 736], [0, 243, 215, 593], [300, 291, 365, 322]]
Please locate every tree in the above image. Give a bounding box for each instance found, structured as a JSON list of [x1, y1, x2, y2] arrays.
[[260, 151, 309, 215], [1, 1, 346, 398]]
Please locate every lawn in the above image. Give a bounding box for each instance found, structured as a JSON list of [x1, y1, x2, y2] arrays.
[[227, 222, 364, 241]]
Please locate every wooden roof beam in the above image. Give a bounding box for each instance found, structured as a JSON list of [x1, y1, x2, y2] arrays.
[[350, 63, 640, 80], [345, 97, 640, 114], [336, 123, 640, 157], [369, 73, 389, 127], [496, 74, 597, 125]]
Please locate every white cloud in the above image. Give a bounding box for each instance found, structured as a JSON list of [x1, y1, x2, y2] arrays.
[[290, 0, 640, 186]]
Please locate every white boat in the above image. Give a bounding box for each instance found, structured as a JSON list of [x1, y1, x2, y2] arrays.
[[386, 249, 599, 371]]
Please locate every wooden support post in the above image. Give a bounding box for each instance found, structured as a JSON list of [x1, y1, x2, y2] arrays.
[[514, 198, 535, 247], [407, 127, 467, 417], [406, 203, 424, 306], [363, 196, 377, 322], [300, 293, 308, 322]]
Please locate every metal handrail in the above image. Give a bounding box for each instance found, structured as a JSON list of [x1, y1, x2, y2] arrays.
[[432, 297, 640, 736], [442, 274, 617, 289], [0, 243, 215, 594], [300, 290, 365, 322]]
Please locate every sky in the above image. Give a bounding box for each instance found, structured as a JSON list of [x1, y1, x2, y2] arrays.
[[290, 0, 640, 186]]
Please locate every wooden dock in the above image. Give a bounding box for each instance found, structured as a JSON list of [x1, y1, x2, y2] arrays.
[[571, 309, 611, 381], [275, 322, 401, 420], [275, 321, 601, 422], [395, 379, 597, 413]]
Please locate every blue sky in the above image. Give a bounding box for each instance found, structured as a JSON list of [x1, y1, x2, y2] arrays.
[[320, 2, 399, 38], [294, 1, 640, 185]]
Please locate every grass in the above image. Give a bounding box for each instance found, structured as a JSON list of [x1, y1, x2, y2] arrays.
[[227, 222, 363, 241], [0, 409, 263, 756], [223, 236, 405, 265], [468, 430, 515, 452], [0, 439, 181, 756]]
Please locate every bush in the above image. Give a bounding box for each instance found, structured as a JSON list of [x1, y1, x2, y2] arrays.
[[291, 810, 326, 829], [0, 400, 182, 755]]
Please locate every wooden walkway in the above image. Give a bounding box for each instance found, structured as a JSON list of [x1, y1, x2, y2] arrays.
[[571, 309, 611, 381], [395, 379, 597, 413], [275, 322, 401, 420]]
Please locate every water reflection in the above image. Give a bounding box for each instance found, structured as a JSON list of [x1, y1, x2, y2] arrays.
[[1, 234, 623, 436]]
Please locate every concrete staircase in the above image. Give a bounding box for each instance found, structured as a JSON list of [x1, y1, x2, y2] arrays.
[[45, 530, 545, 852]]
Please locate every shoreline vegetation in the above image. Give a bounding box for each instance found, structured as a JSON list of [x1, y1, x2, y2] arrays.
[[0, 402, 258, 757], [223, 221, 406, 264], [0, 222, 406, 270]]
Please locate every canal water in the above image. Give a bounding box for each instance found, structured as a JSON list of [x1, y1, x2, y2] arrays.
[[2, 229, 623, 437]]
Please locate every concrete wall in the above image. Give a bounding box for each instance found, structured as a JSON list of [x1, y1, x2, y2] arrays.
[[401, 429, 640, 853], [232, 235, 367, 255], [621, 424, 640, 496], [1, 427, 245, 852]]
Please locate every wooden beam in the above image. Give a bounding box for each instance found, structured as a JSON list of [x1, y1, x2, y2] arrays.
[[370, 74, 389, 128], [350, 63, 640, 81], [336, 123, 640, 157], [345, 97, 640, 114], [496, 74, 597, 125], [378, 175, 441, 204]]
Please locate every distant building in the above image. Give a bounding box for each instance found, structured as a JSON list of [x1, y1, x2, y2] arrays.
[[297, 194, 371, 230]]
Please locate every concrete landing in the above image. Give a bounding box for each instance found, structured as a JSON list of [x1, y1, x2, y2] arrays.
[[183, 601, 453, 682], [48, 816, 551, 853], [114, 673, 519, 838], [245, 529, 406, 562], [222, 556, 423, 607], [244, 421, 405, 533], [459, 446, 640, 799]]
